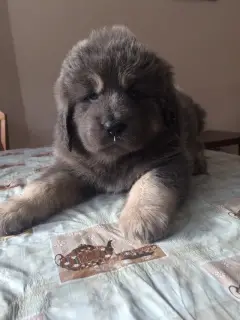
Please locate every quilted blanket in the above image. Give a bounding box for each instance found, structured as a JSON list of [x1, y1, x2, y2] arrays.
[[0, 148, 239, 320]]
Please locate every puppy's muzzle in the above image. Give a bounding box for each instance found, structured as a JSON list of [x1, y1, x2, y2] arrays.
[[104, 120, 127, 137]]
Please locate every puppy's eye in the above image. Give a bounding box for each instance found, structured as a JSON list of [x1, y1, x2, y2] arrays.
[[84, 92, 99, 102]]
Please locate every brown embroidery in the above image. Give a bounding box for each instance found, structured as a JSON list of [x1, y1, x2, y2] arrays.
[[0, 163, 25, 169], [31, 152, 52, 158], [0, 182, 25, 190], [52, 224, 166, 282], [228, 211, 240, 219], [229, 285, 240, 299], [55, 240, 114, 271], [224, 198, 240, 219], [34, 166, 49, 173], [55, 240, 159, 272], [116, 245, 157, 260], [0, 152, 24, 157]]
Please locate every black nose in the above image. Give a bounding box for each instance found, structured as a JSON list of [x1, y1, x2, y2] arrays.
[[104, 120, 127, 136]]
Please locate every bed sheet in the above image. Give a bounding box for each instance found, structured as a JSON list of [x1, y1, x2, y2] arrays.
[[0, 148, 239, 320]]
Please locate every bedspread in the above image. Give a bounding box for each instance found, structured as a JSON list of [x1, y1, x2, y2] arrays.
[[0, 148, 239, 320]]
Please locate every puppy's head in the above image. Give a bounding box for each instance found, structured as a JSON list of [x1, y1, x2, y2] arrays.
[[55, 25, 178, 160]]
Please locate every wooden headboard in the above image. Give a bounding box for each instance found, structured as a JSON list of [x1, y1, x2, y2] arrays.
[[0, 111, 8, 151]]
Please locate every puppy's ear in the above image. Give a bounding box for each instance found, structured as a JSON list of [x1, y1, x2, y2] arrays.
[[54, 77, 74, 151]]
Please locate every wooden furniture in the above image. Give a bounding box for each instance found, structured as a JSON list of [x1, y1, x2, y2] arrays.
[[0, 111, 8, 151], [202, 130, 240, 155]]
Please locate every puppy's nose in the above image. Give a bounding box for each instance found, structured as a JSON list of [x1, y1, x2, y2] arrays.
[[104, 120, 127, 136]]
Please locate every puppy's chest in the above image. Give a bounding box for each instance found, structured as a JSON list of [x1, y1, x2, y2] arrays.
[[98, 165, 139, 193], [94, 157, 161, 193]]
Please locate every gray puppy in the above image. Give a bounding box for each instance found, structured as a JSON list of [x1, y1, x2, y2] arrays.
[[0, 26, 207, 242]]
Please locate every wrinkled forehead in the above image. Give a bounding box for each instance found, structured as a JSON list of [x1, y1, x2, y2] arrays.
[[62, 41, 146, 94], [70, 58, 137, 92]]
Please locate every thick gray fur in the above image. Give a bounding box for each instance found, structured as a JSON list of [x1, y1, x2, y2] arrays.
[[0, 25, 207, 242]]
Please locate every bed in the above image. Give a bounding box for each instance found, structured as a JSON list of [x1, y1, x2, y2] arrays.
[[0, 147, 239, 320]]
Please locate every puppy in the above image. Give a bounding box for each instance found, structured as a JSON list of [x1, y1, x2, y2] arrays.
[[0, 25, 207, 243]]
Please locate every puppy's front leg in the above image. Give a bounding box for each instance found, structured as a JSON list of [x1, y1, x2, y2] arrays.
[[119, 164, 190, 243], [0, 168, 93, 236]]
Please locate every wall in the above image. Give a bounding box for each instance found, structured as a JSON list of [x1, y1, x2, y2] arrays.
[[6, 0, 240, 147], [0, 0, 28, 148]]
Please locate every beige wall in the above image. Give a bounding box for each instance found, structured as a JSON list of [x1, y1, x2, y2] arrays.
[[5, 0, 240, 147], [0, 0, 28, 148]]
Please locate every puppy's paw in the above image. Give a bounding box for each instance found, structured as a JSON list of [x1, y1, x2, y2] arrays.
[[119, 205, 169, 244], [0, 200, 33, 236]]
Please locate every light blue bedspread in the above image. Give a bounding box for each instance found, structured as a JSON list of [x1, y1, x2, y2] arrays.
[[0, 148, 239, 320]]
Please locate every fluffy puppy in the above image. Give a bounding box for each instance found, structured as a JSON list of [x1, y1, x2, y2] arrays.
[[0, 26, 207, 242]]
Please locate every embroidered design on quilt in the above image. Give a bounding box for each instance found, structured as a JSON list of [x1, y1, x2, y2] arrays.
[[224, 198, 240, 219], [0, 163, 25, 169], [55, 240, 114, 270], [55, 240, 158, 271], [52, 224, 166, 282], [228, 211, 240, 219], [34, 166, 49, 173], [31, 152, 52, 158], [0, 180, 25, 190], [0, 151, 24, 157], [229, 285, 240, 299], [203, 255, 240, 301]]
